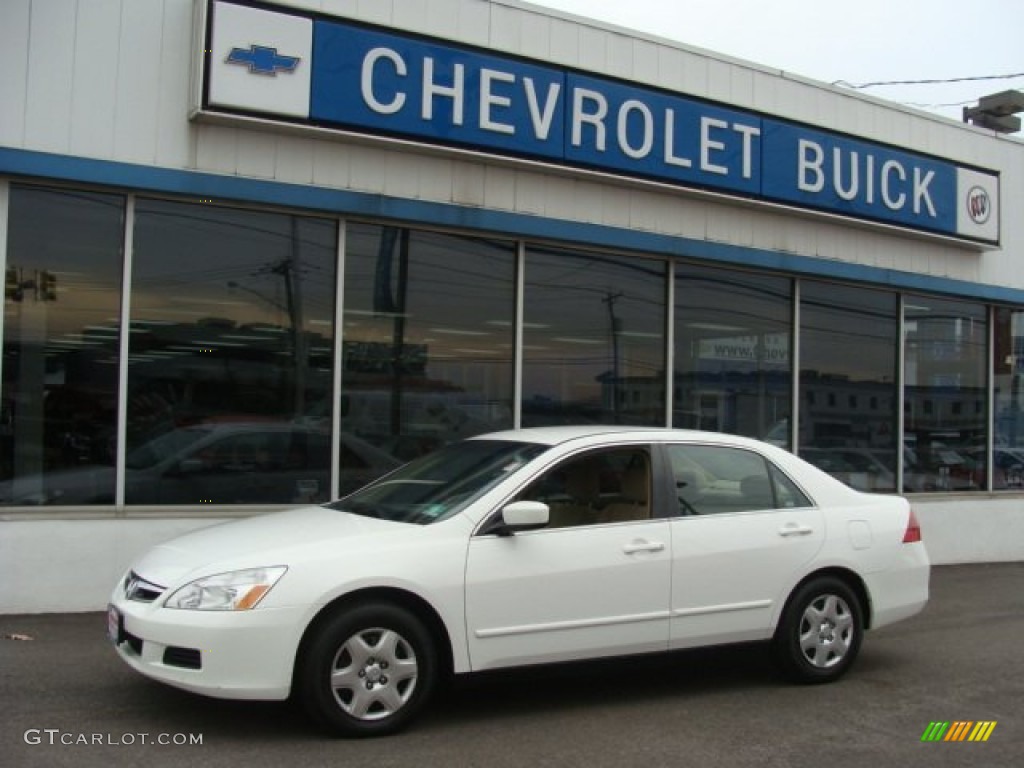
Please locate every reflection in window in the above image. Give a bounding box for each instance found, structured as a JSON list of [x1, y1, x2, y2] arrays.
[[342, 224, 516, 462], [667, 443, 809, 515], [992, 308, 1024, 490], [127, 200, 338, 504], [673, 265, 791, 442], [904, 296, 987, 492], [799, 282, 897, 492], [2, 186, 124, 506], [522, 246, 666, 427]]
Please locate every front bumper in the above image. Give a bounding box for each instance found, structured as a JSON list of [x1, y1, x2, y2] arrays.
[[109, 588, 310, 701]]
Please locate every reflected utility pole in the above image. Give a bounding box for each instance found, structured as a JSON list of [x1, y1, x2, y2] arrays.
[[603, 290, 623, 423]]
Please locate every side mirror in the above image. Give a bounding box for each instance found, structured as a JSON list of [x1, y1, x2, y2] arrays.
[[490, 500, 549, 536]]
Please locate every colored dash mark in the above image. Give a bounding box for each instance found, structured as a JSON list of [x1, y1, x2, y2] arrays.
[[921, 721, 997, 742]]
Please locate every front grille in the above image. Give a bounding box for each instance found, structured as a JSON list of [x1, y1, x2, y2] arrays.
[[124, 572, 165, 603], [163, 647, 202, 670]]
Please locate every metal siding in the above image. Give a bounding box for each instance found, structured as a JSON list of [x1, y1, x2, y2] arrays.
[[113, 0, 165, 164], [0, 0, 30, 148], [455, 0, 490, 44], [25, 0, 77, 154], [155, 0, 196, 168], [69, 0, 121, 158]]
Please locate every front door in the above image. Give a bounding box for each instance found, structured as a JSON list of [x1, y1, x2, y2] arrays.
[[464, 446, 672, 671]]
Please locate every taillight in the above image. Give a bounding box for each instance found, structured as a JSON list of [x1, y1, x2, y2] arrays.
[[903, 508, 922, 543]]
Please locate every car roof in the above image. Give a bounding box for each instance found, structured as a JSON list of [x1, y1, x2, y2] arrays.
[[469, 425, 772, 450]]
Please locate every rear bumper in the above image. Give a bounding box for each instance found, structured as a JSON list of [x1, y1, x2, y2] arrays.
[[864, 542, 930, 629]]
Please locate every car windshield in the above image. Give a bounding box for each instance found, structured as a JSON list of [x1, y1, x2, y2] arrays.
[[125, 427, 211, 470], [327, 439, 546, 524]]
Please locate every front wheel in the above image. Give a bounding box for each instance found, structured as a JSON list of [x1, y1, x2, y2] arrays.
[[772, 577, 863, 684], [297, 603, 439, 737]]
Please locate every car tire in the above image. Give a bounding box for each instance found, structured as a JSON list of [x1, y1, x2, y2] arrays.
[[297, 602, 438, 737], [772, 576, 863, 684]]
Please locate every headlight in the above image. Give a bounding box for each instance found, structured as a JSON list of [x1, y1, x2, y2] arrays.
[[164, 566, 287, 611]]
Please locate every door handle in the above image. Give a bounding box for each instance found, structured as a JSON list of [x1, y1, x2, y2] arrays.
[[778, 523, 814, 537], [623, 539, 666, 555]]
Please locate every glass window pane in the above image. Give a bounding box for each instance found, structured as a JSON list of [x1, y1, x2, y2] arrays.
[[342, 224, 515, 463], [666, 444, 777, 515], [904, 296, 987, 492], [992, 307, 1024, 489], [127, 199, 337, 504], [673, 264, 791, 442], [2, 186, 124, 506], [799, 282, 897, 493], [522, 246, 666, 427]]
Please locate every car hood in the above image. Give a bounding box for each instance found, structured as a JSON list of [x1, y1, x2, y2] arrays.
[[132, 505, 412, 588]]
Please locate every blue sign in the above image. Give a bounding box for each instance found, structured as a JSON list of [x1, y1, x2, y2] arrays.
[[206, 1, 1000, 244]]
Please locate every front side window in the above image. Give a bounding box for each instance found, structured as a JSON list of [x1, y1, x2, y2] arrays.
[[514, 447, 653, 528], [668, 444, 810, 516], [2, 185, 125, 506]]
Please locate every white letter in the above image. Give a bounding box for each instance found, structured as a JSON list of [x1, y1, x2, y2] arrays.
[[881, 160, 906, 210], [572, 88, 608, 150], [700, 117, 728, 175], [798, 140, 825, 192], [732, 123, 760, 180], [914, 168, 937, 217], [480, 68, 515, 135], [361, 48, 407, 115], [663, 109, 693, 169], [617, 99, 654, 159], [523, 78, 561, 140], [422, 57, 465, 125], [866, 155, 875, 204], [833, 147, 859, 201]]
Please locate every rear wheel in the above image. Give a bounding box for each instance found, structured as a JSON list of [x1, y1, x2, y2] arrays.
[[297, 603, 438, 737], [773, 577, 863, 683]]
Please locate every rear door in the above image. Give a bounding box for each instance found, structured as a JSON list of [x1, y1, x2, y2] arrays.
[[666, 443, 825, 648]]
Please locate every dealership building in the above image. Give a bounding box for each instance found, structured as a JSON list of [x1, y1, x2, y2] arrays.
[[2, 0, 1023, 612]]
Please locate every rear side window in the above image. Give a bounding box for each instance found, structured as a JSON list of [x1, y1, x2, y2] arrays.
[[668, 444, 811, 516]]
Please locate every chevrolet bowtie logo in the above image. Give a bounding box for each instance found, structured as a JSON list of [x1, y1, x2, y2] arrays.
[[226, 45, 300, 75]]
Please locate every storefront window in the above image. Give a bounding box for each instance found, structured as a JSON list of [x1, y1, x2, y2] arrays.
[[126, 199, 338, 504], [904, 296, 987, 492], [673, 264, 791, 442], [522, 246, 666, 427], [993, 307, 1024, 490], [799, 282, 897, 492], [2, 185, 125, 506], [343, 223, 516, 461]]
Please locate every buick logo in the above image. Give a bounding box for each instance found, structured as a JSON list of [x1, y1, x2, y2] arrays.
[[966, 186, 991, 225]]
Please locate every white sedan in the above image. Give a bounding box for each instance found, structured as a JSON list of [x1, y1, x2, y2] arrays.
[[108, 427, 929, 736]]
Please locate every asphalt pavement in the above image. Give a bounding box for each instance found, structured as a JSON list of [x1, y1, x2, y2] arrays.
[[2, 563, 1022, 768]]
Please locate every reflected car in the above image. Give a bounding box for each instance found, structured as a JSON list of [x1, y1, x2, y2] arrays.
[[0, 424, 399, 506], [799, 447, 896, 492], [107, 427, 930, 736]]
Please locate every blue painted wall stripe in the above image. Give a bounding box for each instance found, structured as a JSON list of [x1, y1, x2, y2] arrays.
[[1, 146, 1021, 305]]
